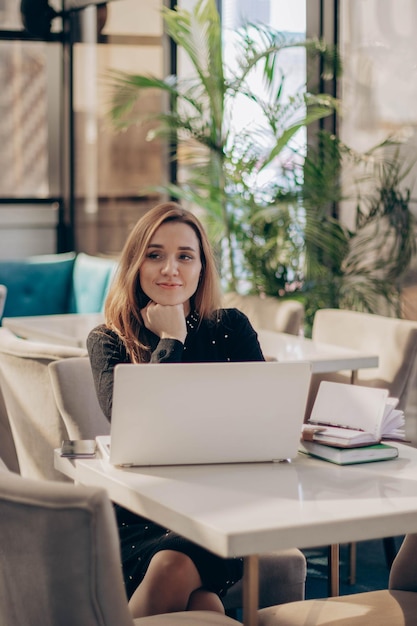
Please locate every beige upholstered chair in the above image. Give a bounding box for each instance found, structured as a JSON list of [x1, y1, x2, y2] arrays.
[[48, 356, 307, 615], [0, 283, 7, 319], [258, 534, 417, 626], [0, 381, 18, 473], [0, 466, 241, 626], [48, 356, 110, 440], [224, 550, 307, 614], [222, 292, 304, 336], [307, 308, 417, 416], [0, 327, 87, 481]]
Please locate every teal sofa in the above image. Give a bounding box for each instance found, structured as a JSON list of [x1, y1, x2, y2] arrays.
[[0, 252, 117, 320]]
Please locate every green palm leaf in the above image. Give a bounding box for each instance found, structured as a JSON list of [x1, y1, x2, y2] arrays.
[[106, 0, 416, 312]]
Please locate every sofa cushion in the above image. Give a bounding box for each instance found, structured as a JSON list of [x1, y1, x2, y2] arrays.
[[0, 252, 76, 318], [69, 253, 117, 314]]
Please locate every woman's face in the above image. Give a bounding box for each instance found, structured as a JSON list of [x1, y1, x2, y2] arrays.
[[139, 221, 202, 309]]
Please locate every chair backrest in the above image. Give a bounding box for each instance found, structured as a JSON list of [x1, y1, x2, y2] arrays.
[[311, 309, 417, 411], [0, 327, 87, 481], [222, 292, 304, 336], [69, 253, 117, 314], [0, 252, 76, 317], [0, 374, 19, 473], [0, 283, 7, 320], [48, 357, 110, 440], [0, 469, 134, 626]]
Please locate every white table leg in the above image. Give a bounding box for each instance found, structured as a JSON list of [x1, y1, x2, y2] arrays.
[[347, 369, 358, 585], [243, 554, 259, 626], [327, 369, 358, 595]]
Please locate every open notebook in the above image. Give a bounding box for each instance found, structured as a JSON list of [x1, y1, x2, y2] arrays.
[[302, 381, 405, 447], [96, 360, 311, 467]]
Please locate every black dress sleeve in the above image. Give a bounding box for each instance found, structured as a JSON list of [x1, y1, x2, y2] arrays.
[[217, 309, 265, 362], [150, 338, 184, 363], [87, 326, 185, 420], [87, 326, 128, 421]]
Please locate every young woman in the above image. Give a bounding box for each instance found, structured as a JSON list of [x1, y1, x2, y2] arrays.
[[87, 202, 265, 618]]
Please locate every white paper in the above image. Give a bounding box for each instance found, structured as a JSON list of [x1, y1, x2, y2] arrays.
[[308, 381, 401, 441]]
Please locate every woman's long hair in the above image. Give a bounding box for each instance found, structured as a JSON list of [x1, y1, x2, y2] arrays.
[[105, 202, 222, 362]]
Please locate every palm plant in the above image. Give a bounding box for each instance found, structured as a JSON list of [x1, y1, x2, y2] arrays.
[[109, 0, 340, 291], [339, 142, 416, 315], [109, 0, 415, 331], [300, 134, 416, 331]]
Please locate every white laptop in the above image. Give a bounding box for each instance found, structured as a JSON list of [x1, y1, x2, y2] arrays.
[[97, 360, 311, 467]]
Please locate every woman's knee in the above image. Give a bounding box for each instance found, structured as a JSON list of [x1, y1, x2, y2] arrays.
[[148, 550, 202, 587]]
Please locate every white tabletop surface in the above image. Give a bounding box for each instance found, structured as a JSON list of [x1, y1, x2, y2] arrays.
[[4, 314, 378, 373], [3, 313, 104, 348], [258, 329, 379, 374], [55, 442, 417, 559]]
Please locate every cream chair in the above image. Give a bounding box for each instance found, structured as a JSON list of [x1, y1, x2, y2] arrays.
[[0, 283, 7, 320], [307, 308, 417, 415], [0, 466, 241, 626], [48, 356, 110, 440], [48, 356, 307, 616], [222, 292, 304, 336], [0, 382, 18, 473], [0, 327, 87, 481], [224, 550, 307, 615], [258, 534, 417, 626]]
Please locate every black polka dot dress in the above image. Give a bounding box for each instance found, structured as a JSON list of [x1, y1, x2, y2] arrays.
[[115, 505, 243, 599], [88, 308, 265, 600]]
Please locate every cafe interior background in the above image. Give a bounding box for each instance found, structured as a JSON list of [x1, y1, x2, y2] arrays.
[[1, 0, 417, 607], [2, 0, 417, 427]]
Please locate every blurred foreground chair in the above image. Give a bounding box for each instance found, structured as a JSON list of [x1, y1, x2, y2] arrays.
[[49, 356, 307, 616], [0, 327, 87, 480], [222, 292, 304, 336], [0, 464, 242, 626], [258, 534, 417, 626]]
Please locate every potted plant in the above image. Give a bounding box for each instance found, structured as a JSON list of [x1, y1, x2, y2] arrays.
[[108, 0, 415, 333], [109, 0, 339, 293], [301, 134, 416, 331]]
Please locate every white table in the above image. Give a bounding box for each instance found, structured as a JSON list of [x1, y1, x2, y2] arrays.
[[3, 315, 378, 376], [55, 443, 417, 626], [258, 329, 378, 375], [10, 313, 379, 600], [256, 330, 379, 594], [2, 313, 104, 348]]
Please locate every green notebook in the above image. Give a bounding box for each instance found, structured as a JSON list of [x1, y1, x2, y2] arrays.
[[299, 440, 399, 465]]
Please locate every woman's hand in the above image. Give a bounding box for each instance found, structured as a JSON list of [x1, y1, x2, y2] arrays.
[[141, 301, 187, 344]]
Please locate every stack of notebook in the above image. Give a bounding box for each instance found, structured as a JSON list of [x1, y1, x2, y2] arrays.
[[299, 381, 404, 465]]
